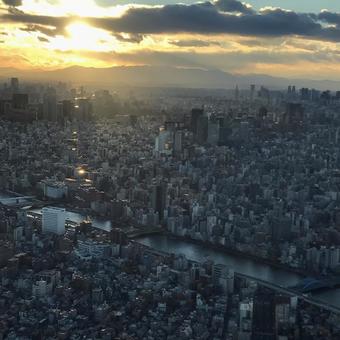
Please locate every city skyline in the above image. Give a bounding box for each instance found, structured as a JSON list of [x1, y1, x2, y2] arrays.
[[2, 0, 340, 81]]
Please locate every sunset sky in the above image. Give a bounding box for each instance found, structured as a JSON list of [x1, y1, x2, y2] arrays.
[[2, 0, 340, 80]]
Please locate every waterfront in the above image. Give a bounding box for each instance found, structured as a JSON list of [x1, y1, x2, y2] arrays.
[[29, 208, 112, 232], [3, 192, 340, 310], [0, 192, 113, 232], [136, 234, 340, 310]]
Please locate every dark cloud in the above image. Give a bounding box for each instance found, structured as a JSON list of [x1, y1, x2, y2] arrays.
[[214, 0, 254, 14], [114, 33, 144, 43], [3, 2, 340, 43], [169, 39, 220, 47], [2, 0, 22, 6], [318, 10, 340, 26], [37, 36, 49, 42], [19, 24, 66, 37]]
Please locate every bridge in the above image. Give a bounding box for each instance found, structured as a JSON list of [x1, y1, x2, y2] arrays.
[[289, 277, 340, 294], [133, 241, 340, 315], [0, 196, 35, 206]]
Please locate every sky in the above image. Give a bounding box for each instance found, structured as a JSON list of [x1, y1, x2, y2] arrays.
[[2, 0, 340, 80]]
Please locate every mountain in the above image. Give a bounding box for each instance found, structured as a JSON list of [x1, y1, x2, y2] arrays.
[[1, 65, 340, 90]]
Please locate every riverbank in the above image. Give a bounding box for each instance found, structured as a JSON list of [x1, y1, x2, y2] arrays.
[[160, 233, 309, 277]]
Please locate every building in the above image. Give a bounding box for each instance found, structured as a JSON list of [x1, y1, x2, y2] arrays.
[[42, 207, 66, 235], [252, 286, 276, 340], [41, 180, 68, 200], [190, 108, 204, 134]]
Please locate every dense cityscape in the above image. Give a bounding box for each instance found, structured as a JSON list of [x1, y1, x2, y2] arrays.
[[0, 76, 340, 339]]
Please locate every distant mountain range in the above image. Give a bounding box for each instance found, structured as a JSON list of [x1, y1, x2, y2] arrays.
[[1, 65, 340, 91]]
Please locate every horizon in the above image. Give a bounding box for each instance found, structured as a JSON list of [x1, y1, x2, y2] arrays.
[[1, 0, 340, 82]]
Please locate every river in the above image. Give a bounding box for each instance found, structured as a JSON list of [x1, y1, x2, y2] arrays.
[[2, 192, 340, 309], [136, 234, 340, 309]]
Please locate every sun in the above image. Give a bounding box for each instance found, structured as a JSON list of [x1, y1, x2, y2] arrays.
[[66, 22, 105, 50], [48, 21, 114, 52]]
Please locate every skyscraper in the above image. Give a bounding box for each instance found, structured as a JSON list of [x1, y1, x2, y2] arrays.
[[252, 286, 276, 340], [190, 108, 204, 135]]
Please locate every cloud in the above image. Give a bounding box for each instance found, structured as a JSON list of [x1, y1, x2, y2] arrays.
[[2, 0, 22, 6], [3, 1, 340, 44], [38, 36, 49, 42], [318, 10, 340, 26], [114, 33, 144, 43], [169, 39, 220, 47], [20, 24, 65, 37], [214, 0, 254, 14]]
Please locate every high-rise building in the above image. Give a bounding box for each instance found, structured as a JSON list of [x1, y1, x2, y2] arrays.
[[155, 128, 172, 154], [152, 183, 167, 220], [10, 78, 19, 93], [235, 85, 240, 101], [173, 130, 183, 156], [207, 120, 220, 145], [190, 108, 204, 135], [196, 115, 208, 144], [252, 286, 276, 340], [250, 84, 255, 101], [12, 94, 28, 110], [42, 207, 66, 235], [283, 103, 304, 129], [43, 88, 57, 121]]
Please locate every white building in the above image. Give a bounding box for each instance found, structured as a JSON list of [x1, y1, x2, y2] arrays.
[[42, 180, 68, 200], [42, 207, 66, 235]]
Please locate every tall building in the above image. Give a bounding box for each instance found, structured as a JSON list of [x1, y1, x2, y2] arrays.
[[42, 207, 66, 235], [283, 103, 304, 130], [173, 130, 183, 156], [235, 85, 240, 101], [43, 88, 57, 121], [207, 120, 220, 145], [250, 84, 255, 101], [12, 94, 28, 110], [152, 183, 167, 220], [155, 128, 172, 154], [10, 78, 19, 93], [252, 286, 276, 340], [190, 108, 204, 135], [196, 115, 208, 144]]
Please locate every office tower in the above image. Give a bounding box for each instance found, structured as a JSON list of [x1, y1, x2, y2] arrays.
[[76, 98, 93, 121], [12, 94, 28, 110], [174, 130, 183, 156], [152, 183, 167, 220], [155, 128, 172, 154], [283, 103, 304, 129], [250, 84, 255, 101], [235, 85, 240, 101], [43, 88, 57, 121], [10, 78, 19, 93], [239, 301, 253, 340], [190, 108, 204, 134], [252, 286, 276, 340], [61, 100, 74, 121], [300, 88, 311, 101], [196, 115, 208, 144], [207, 120, 220, 145], [213, 264, 234, 294], [42, 207, 66, 235]]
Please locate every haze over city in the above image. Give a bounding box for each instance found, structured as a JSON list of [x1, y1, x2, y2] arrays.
[[2, 0, 340, 84], [3, 0, 340, 339]]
